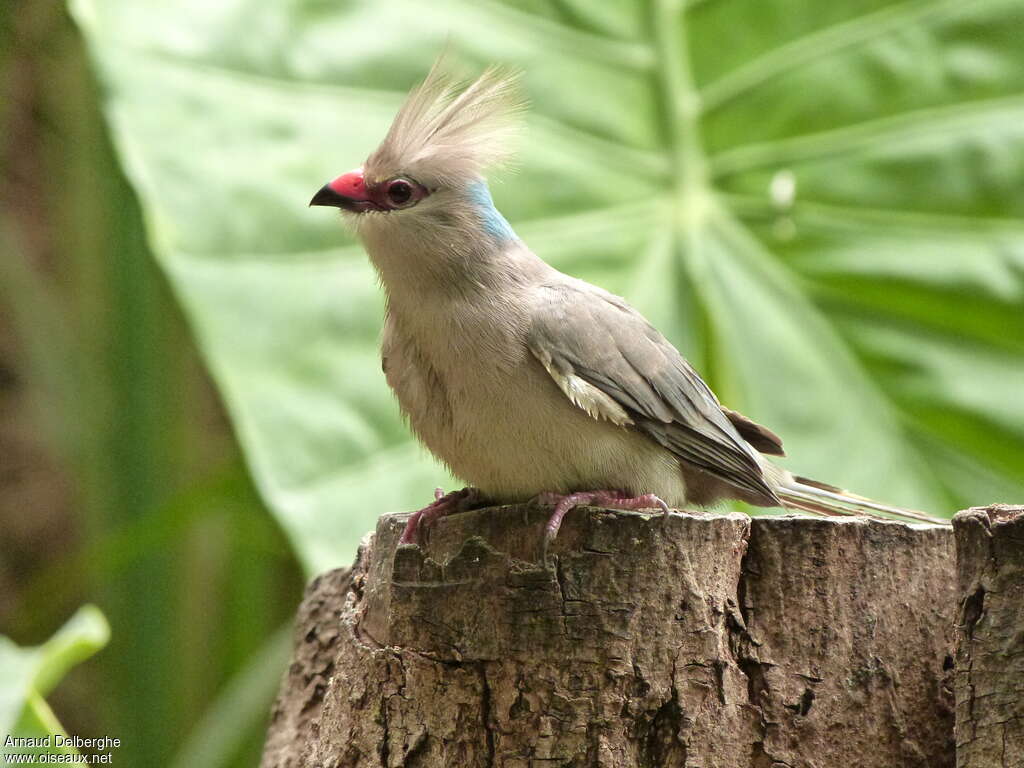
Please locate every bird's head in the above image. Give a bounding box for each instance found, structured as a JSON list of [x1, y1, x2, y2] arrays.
[[310, 63, 523, 252]]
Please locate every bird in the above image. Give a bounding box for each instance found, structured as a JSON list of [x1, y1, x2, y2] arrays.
[[309, 62, 944, 554]]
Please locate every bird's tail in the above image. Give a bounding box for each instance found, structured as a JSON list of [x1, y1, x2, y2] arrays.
[[775, 474, 948, 525]]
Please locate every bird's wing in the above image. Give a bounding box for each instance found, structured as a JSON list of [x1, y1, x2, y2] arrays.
[[527, 281, 780, 505], [722, 407, 785, 456]]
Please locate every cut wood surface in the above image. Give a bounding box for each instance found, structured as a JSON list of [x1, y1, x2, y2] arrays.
[[263, 505, 964, 767], [954, 505, 1024, 768]]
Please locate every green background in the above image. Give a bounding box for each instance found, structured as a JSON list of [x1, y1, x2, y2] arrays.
[[2, 0, 1022, 764]]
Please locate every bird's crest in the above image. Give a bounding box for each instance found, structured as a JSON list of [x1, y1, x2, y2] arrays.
[[365, 61, 524, 187]]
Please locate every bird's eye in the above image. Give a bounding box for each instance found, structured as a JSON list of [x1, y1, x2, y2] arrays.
[[386, 179, 415, 207]]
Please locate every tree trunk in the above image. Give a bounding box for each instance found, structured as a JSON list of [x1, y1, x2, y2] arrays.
[[953, 505, 1024, 768], [263, 505, 966, 767]]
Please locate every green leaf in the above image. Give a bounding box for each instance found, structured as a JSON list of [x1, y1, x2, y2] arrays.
[[70, 0, 1024, 573], [169, 623, 291, 768], [1, 606, 110, 754]]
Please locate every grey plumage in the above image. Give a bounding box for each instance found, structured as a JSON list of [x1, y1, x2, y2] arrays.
[[527, 281, 779, 507], [311, 64, 943, 528]]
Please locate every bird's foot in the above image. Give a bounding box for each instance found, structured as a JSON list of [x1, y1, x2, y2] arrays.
[[399, 487, 480, 545], [535, 490, 671, 560]]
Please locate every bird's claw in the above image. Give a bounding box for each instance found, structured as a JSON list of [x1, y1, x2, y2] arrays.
[[399, 487, 479, 545], [535, 490, 672, 564]]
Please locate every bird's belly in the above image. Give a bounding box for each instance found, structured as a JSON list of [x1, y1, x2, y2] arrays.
[[397, 357, 688, 506]]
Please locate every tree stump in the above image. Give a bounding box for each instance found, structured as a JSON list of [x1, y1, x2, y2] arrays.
[[263, 505, 959, 767], [953, 505, 1024, 768]]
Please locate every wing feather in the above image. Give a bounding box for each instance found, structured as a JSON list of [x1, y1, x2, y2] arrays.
[[528, 282, 781, 505]]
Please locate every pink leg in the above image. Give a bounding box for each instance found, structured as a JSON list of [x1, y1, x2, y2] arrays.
[[399, 487, 478, 544], [537, 490, 671, 558]]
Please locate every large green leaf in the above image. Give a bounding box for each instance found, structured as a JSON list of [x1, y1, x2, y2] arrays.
[[0, 606, 110, 756], [70, 0, 1024, 574]]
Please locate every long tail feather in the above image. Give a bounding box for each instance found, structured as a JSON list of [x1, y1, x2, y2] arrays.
[[777, 475, 948, 525]]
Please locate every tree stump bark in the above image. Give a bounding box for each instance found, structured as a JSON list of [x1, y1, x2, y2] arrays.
[[263, 506, 959, 767], [953, 505, 1024, 768]]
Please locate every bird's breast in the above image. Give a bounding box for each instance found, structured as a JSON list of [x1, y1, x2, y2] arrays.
[[381, 308, 688, 505]]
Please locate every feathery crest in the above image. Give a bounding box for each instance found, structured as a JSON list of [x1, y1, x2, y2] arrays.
[[365, 61, 524, 187]]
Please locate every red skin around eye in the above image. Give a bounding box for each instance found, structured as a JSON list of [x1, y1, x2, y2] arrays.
[[323, 169, 426, 211]]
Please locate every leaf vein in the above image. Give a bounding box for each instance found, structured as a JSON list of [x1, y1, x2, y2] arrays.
[[710, 93, 1024, 176], [699, 0, 1006, 113]]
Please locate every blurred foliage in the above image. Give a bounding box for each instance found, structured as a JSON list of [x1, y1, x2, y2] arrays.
[[1, 0, 303, 764], [1, 607, 108, 759], [69, 0, 1024, 574], [2, 0, 1023, 761]]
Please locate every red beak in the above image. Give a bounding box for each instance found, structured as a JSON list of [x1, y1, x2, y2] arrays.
[[309, 169, 378, 212]]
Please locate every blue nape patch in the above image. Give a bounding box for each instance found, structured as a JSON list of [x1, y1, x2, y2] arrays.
[[468, 181, 517, 241]]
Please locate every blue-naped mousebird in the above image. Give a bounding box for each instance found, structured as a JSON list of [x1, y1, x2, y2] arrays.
[[309, 63, 944, 553]]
